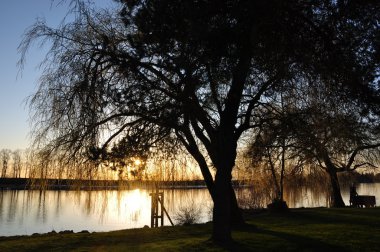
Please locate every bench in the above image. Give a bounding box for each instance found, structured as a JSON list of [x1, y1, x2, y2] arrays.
[[350, 195, 376, 208]]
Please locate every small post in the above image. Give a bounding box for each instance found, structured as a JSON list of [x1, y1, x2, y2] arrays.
[[149, 187, 174, 227], [150, 191, 155, 227], [160, 191, 164, 226], [150, 187, 163, 227]]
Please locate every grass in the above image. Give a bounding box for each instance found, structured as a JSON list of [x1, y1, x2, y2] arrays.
[[0, 207, 379, 251]]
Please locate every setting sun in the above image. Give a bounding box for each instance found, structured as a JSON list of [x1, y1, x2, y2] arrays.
[[134, 159, 142, 166]]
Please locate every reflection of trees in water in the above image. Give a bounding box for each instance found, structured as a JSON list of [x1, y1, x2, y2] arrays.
[[236, 179, 274, 209], [73, 190, 93, 216], [18, 190, 28, 226], [162, 189, 212, 223], [0, 185, 378, 236], [7, 190, 18, 223], [0, 191, 3, 222], [53, 191, 62, 218], [72, 190, 107, 221], [236, 174, 338, 208], [0, 189, 148, 235], [284, 176, 332, 208], [116, 191, 122, 217], [36, 190, 47, 223], [130, 210, 140, 222], [98, 191, 110, 224], [0, 190, 49, 230], [84, 191, 93, 216], [0, 190, 32, 226], [246, 187, 272, 208], [25, 190, 34, 221], [69, 190, 146, 225], [0, 189, 227, 233]]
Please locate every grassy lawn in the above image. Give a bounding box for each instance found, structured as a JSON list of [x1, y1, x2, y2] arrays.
[[0, 207, 379, 251]]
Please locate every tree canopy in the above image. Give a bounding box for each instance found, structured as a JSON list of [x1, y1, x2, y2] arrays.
[[20, 0, 380, 243]]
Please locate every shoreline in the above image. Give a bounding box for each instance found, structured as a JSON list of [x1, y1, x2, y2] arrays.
[[0, 177, 249, 190]]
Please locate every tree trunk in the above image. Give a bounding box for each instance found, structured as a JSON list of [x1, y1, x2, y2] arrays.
[[267, 149, 281, 199], [321, 151, 345, 208], [184, 140, 244, 228], [280, 139, 286, 201], [212, 168, 233, 244], [327, 168, 345, 208], [229, 184, 245, 226]]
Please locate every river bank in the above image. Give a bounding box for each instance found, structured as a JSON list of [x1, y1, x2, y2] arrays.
[[1, 178, 250, 190], [0, 207, 379, 251]]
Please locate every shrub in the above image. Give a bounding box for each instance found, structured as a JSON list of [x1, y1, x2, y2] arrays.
[[174, 202, 202, 225]]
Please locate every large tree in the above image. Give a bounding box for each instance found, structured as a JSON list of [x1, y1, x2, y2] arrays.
[[249, 74, 380, 208], [20, 0, 380, 243], [247, 90, 305, 208], [286, 80, 380, 207]]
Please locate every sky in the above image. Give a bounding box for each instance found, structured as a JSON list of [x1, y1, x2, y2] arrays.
[[0, 1, 114, 150], [0, 1, 70, 150]]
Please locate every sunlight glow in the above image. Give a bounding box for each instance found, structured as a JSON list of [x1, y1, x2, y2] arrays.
[[126, 189, 145, 212], [134, 158, 142, 166]]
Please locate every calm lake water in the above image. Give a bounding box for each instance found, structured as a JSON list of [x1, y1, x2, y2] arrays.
[[0, 183, 379, 236]]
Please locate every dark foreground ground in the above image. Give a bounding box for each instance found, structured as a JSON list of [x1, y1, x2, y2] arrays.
[[0, 207, 379, 251]]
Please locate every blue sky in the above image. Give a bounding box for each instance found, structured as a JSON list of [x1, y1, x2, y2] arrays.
[[0, 1, 70, 150], [0, 1, 114, 150]]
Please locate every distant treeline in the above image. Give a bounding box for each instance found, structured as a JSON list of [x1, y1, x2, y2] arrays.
[[0, 178, 249, 190], [339, 171, 380, 184], [1, 171, 379, 191]]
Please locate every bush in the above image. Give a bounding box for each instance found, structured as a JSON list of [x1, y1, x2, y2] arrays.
[[174, 203, 202, 225], [267, 198, 289, 212]]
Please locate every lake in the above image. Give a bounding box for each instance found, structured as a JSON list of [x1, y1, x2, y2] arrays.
[[0, 183, 379, 236]]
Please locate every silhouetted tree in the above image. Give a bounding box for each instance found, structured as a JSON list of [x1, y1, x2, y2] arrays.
[[288, 81, 380, 207], [20, 0, 380, 242], [247, 91, 304, 208], [12, 150, 22, 178], [0, 149, 11, 178]]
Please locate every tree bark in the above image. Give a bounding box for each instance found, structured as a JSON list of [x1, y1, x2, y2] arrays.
[[321, 150, 346, 208], [212, 168, 233, 244], [229, 184, 245, 226], [184, 131, 245, 233], [327, 168, 345, 208], [182, 139, 244, 226]]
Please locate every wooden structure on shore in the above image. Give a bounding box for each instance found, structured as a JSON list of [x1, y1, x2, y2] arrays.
[[150, 188, 174, 227]]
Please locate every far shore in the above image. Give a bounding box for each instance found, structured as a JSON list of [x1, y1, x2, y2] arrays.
[[0, 177, 250, 190]]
